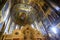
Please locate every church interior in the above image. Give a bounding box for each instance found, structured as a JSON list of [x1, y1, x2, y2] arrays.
[[0, 0, 60, 40]]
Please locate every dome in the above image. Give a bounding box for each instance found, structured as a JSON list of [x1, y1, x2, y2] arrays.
[[11, 3, 37, 26]]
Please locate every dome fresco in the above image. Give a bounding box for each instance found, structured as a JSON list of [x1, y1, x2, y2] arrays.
[[11, 4, 37, 26]]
